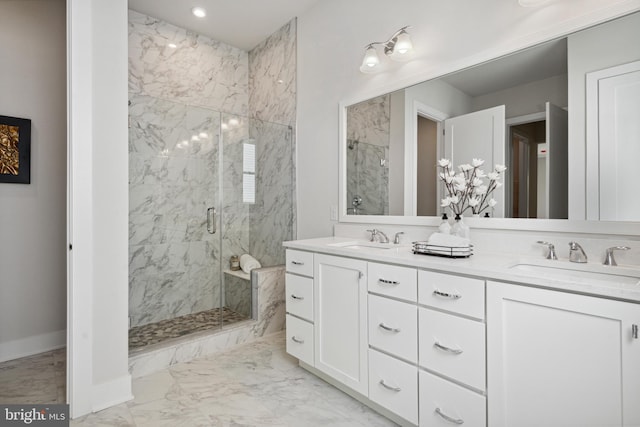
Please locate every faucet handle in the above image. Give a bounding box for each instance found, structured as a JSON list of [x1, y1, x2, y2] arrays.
[[537, 241, 558, 260], [568, 241, 588, 263], [603, 246, 630, 266], [366, 229, 378, 242]]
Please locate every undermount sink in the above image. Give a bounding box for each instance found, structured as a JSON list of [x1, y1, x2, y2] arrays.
[[509, 262, 640, 288], [327, 241, 395, 250]]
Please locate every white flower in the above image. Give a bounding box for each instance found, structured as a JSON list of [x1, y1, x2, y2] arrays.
[[495, 181, 503, 189], [471, 177, 483, 187], [472, 158, 485, 167], [454, 183, 467, 192], [475, 169, 486, 178], [458, 164, 473, 172], [453, 175, 466, 186], [475, 185, 488, 195], [488, 198, 498, 207], [487, 172, 499, 180], [468, 197, 480, 207], [440, 197, 452, 207], [449, 195, 459, 204], [438, 159, 450, 167], [495, 164, 507, 173]]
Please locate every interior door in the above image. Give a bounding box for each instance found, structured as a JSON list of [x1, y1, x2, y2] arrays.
[[545, 102, 568, 219], [587, 61, 640, 221], [444, 105, 506, 217]]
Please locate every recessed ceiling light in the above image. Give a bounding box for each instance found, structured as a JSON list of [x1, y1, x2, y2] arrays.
[[192, 7, 207, 18]]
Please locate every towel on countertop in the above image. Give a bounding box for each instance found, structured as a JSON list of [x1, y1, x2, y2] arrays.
[[427, 232, 471, 248], [240, 254, 262, 274]]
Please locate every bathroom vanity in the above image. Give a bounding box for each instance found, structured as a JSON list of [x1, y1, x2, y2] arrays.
[[283, 237, 640, 427]]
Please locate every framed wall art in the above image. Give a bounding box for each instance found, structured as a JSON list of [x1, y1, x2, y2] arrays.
[[0, 115, 31, 184]]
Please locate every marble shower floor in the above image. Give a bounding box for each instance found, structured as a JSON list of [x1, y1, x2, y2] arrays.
[[0, 348, 66, 404], [73, 332, 398, 427], [129, 307, 249, 350]]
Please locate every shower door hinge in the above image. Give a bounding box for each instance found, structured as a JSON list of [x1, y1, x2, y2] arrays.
[[633, 324, 638, 340]]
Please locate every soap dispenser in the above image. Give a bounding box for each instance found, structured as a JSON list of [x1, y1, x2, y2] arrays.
[[439, 213, 451, 234]]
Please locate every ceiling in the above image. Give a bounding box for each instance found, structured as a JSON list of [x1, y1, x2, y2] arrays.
[[128, 0, 321, 51], [441, 38, 568, 97]]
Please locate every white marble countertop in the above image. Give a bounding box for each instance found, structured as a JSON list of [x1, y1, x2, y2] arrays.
[[284, 236, 640, 304]]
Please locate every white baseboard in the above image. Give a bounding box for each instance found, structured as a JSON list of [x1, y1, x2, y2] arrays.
[[91, 374, 133, 413], [0, 329, 66, 363]]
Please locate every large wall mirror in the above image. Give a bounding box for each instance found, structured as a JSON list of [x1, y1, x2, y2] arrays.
[[340, 10, 640, 226]]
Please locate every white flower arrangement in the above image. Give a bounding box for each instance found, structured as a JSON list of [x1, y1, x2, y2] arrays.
[[438, 158, 506, 216]]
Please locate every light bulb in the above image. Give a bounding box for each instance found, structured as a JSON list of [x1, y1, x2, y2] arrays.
[[394, 32, 413, 55], [191, 7, 207, 18], [360, 46, 380, 73]]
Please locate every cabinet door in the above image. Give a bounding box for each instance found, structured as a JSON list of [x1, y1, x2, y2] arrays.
[[314, 254, 368, 395], [487, 281, 640, 427]]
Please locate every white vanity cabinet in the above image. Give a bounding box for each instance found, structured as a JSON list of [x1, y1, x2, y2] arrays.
[[487, 281, 640, 427], [367, 262, 419, 424], [285, 250, 315, 366], [314, 254, 369, 395], [418, 271, 487, 427]]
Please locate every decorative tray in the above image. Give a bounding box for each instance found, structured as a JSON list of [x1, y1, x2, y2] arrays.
[[412, 242, 473, 258]]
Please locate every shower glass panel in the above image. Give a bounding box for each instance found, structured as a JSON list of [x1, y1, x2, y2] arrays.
[[219, 114, 294, 324], [128, 96, 294, 350]]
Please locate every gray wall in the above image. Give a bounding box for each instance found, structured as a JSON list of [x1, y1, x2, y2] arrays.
[[0, 0, 67, 361]]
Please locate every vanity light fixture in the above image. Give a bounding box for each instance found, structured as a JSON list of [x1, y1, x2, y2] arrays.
[[191, 6, 207, 18], [360, 26, 414, 74]]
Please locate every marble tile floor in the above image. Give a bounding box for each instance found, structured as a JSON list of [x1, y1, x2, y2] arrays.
[[0, 348, 66, 404], [73, 332, 398, 427], [129, 307, 249, 350]]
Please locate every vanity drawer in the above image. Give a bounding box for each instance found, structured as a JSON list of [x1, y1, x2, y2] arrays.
[[368, 294, 418, 363], [419, 370, 486, 427], [419, 307, 486, 391], [286, 314, 314, 365], [418, 270, 485, 320], [368, 262, 417, 302], [369, 349, 418, 425], [286, 250, 314, 277], [285, 273, 313, 321]]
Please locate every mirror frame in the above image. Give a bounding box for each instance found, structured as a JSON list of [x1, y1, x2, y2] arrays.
[[338, 6, 640, 236]]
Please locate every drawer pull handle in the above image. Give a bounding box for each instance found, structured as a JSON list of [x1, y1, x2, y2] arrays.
[[291, 294, 304, 300], [433, 289, 462, 299], [379, 379, 401, 392], [291, 336, 305, 344], [291, 261, 304, 266], [379, 323, 401, 333], [378, 278, 400, 285], [434, 341, 463, 355], [435, 407, 464, 424]]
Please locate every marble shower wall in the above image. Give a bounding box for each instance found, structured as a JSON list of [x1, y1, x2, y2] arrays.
[[247, 19, 297, 266], [346, 94, 390, 215], [128, 10, 248, 116]]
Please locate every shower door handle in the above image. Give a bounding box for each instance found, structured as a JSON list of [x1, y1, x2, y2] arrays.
[[207, 207, 217, 234]]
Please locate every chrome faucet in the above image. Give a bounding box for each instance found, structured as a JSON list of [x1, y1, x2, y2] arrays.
[[568, 242, 588, 263], [603, 246, 630, 266], [537, 241, 558, 260], [394, 232, 405, 244], [366, 229, 389, 243]]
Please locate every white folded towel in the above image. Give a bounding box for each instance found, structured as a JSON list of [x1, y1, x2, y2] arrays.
[[427, 232, 471, 248], [240, 254, 262, 274]]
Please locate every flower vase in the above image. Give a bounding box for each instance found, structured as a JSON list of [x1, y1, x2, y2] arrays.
[[452, 214, 470, 240]]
